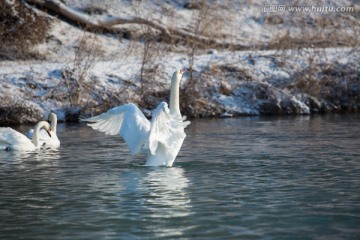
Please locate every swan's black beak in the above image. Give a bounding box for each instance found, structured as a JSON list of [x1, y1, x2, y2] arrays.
[[46, 128, 52, 137]]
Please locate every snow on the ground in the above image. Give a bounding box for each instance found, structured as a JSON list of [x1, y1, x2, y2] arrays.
[[0, 0, 359, 124], [1, 45, 358, 123]]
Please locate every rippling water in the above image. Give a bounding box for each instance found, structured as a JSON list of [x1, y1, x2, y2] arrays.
[[1, 115, 359, 239]]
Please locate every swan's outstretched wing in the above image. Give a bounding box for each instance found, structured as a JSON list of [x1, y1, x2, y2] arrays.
[[81, 103, 151, 155], [0, 127, 34, 151], [148, 102, 190, 155]]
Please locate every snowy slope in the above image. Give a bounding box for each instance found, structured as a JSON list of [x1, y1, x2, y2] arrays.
[[0, 0, 359, 124]]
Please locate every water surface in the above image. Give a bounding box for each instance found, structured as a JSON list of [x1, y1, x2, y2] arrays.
[[0, 115, 359, 239]]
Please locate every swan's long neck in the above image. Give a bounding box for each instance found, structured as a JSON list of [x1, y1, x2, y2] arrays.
[[49, 113, 57, 133], [169, 73, 180, 116], [32, 121, 48, 148]]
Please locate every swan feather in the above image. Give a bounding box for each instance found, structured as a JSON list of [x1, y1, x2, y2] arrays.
[[81, 103, 151, 155]]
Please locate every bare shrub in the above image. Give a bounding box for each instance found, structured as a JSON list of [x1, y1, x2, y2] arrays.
[[264, 3, 359, 113], [72, 31, 104, 82], [0, 0, 50, 60], [289, 69, 321, 98], [138, 26, 161, 96], [269, 3, 359, 51], [128, 0, 170, 109], [288, 61, 360, 113], [0, 94, 43, 125], [186, 0, 229, 80], [319, 63, 360, 112], [217, 65, 254, 82], [181, 0, 231, 116], [265, 14, 284, 25], [62, 29, 104, 107], [80, 5, 108, 15], [180, 66, 225, 118]]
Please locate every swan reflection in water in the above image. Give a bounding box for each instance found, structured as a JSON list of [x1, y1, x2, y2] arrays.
[[88, 165, 192, 238], [139, 167, 192, 238], [1, 148, 60, 171]]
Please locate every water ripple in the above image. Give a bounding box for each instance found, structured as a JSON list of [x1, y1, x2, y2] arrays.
[[1, 115, 360, 239]]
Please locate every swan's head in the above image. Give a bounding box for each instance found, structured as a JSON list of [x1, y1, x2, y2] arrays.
[[34, 121, 52, 137], [173, 69, 186, 81], [48, 112, 57, 121]]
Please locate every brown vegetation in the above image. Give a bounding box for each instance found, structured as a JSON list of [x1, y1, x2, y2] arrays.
[[0, 0, 50, 60], [23, 0, 251, 51], [289, 62, 360, 113], [0, 94, 43, 125], [0, 0, 359, 124]]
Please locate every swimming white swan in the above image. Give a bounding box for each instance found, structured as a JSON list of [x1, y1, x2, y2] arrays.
[[0, 121, 51, 151], [27, 113, 60, 147], [82, 69, 190, 166]]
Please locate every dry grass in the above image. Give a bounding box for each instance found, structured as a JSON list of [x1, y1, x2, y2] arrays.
[[180, 0, 234, 117], [267, 5, 359, 51], [72, 31, 104, 81], [0, 94, 43, 125], [60, 29, 105, 108], [0, 0, 51, 60], [288, 62, 360, 113]]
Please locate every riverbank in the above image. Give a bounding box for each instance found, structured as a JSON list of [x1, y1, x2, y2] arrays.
[[0, 0, 359, 124], [1, 47, 359, 125]]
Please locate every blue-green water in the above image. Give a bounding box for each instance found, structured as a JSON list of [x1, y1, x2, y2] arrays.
[[0, 115, 359, 239]]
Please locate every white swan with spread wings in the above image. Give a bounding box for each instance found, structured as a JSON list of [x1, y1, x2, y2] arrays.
[[82, 69, 190, 166]]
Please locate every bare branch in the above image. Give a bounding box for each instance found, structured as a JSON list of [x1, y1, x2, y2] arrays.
[[23, 0, 251, 50]]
